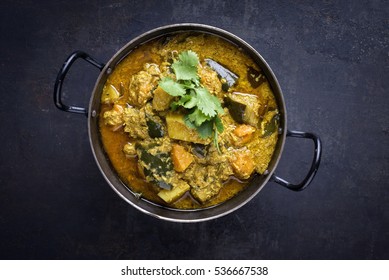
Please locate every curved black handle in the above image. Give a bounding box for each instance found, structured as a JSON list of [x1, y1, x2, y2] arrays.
[[271, 130, 322, 191], [54, 51, 105, 116]]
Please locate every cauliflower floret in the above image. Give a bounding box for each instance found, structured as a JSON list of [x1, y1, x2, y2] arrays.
[[122, 107, 148, 139], [103, 104, 124, 126], [128, 63, 161, 107]]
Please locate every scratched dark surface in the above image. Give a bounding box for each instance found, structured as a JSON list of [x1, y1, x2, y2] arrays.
[[0, 0, 388, 259]]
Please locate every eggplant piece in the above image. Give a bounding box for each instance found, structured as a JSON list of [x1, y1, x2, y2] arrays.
[[224, 92, 261, 127], [247, 66, 266, 88], [157, 181, 172, 191], [261, 111, 280, 138], [136, 144, 173, 190], [146, 115, 164, 138], [192, 143, 208, 158], [224, 96, 246, 124], [137, 146, 172, 176], [205, 59, 238, 91]]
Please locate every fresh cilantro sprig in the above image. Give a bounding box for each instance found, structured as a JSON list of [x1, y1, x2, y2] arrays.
[[159, 50, 224, 151]]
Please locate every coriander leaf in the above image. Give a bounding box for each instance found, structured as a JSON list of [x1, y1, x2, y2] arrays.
[[173, 94, 198, 109], [159, 77, 186, 96], [182, 80, 196, 89], [194, 87, 221, 117], [213, 126, 221, 154], [179, 50, 199, 67], [196, 120, 213, 139], [214, 115, 224, 133], [170, 101, 179, 111], [172, 51, 199, 81], [187, 108, 209, 127], [172, 63, 198, 81], [182, 94, 198, 109], [210, 95, 224, 115], [183, 115, 197, 129], [175, 94, 191, 105]]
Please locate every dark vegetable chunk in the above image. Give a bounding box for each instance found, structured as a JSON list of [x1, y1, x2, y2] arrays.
[[205, 59, 238, 91], [192, 143, 208, 158], [261, 112, 280, 137], [224, 92, 261, 127], [146, 116, 164, 138], [136, 144, 173, 190], [224, 96, 246, 124], [137, 146, 172, 176], [247, 66, 266, 88]]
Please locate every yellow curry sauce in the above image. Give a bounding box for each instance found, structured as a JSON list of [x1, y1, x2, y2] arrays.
[[99, 32, 279, 209]]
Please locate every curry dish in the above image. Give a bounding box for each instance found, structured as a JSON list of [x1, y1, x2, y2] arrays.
[[99, 32, 279, 209]]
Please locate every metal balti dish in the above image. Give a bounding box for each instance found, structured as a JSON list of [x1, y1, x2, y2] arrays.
[[54, 23, 322, 222]]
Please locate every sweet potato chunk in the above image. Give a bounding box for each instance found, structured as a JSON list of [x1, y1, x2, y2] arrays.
[[171, 144, 194, 172], [233, 124, 256, 145], [229, 149, 255, 179]]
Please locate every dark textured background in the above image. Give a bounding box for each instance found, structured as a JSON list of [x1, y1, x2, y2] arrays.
[[0, 0, 388, 259]]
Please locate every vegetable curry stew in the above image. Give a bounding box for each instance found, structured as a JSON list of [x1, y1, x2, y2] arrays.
[[99, 32, 279, 209]]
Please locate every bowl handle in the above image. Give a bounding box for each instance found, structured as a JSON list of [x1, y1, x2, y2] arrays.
[[271, 130, 322, 191], [54, 51, 105, 116]]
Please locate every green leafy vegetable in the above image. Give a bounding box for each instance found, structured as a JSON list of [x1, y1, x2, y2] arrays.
[[171, 91, 197, 109], [172, 50, 199, 81], [262, 113, 280, 137], [159, 77, 186, 96], [158, 50, 224, 151], [196, 120, 214, 139], [194, 87, 224, 117], [187, 108, 209, 127], [214, 115, 224, 133]]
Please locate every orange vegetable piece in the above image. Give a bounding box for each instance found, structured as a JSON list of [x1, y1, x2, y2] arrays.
[[171, 144, 194, 172], [229, 149, 255, 179], [233, 124, 255, 137], [233, 124, 256, 145]]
